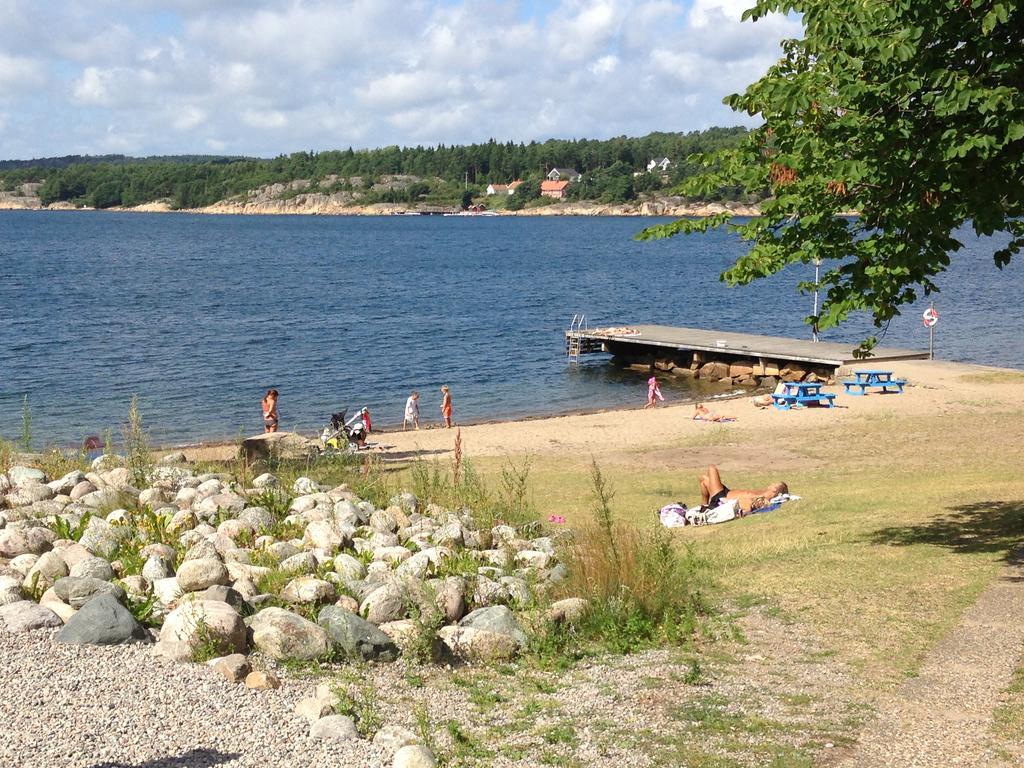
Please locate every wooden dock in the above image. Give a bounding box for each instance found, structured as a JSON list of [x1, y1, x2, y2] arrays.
[[566, 323, 929, 369]]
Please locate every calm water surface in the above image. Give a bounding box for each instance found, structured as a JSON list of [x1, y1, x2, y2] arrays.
[[1, 211, 1021, 445]]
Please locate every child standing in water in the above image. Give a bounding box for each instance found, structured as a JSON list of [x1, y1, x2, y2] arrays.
[[440, 385, 453, 428], [644, 376, 664, 409], [261, 389, 279, 432], [404, 391, 420, 430]]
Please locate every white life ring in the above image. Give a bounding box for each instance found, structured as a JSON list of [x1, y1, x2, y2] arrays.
[[922, 307, 939, 328]]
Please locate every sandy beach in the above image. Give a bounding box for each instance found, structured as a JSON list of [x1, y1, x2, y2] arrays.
[[182, 358, 1023, 469]]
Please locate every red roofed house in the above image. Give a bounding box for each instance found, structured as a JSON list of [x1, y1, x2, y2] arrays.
[[540, 180, 570, 199]]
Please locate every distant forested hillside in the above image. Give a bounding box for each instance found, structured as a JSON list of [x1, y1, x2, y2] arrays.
[[0, 128, 755, 209]]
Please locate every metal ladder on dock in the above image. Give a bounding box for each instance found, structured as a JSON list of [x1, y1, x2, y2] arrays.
[[566, 314, 588, 364]]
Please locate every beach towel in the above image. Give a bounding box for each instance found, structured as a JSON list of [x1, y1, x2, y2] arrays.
[[658, 494, 800, 527], [693, 416, 737, 423]]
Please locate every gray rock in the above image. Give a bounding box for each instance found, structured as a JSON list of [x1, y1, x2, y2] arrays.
[[0, 529, 35, 558], [182, 539, 220, 562], [251, 473, 278, 489], [7, 483, 55, 506], [303, 520, 347, 552], [435, 576, 467, 623], [212, 653, 250, 683], [239, 506, 276, 532], [142, 555, 173, 582], [9, 466, 46, 485], [0, 600, 63, 632], [69, 556, 115, 581], [158, 452, 188, 465], [52, 577, 126, 609], [373, 725, 421, 755], [176, 558, 229, 592], [360, 582, 409, 625], [0, 575, 23, 606], [318, 605, 399, 661], [393, 744, 438, 768], [159, 600, 247, 659], [282, 577, 336, 605], [78, 517, 126, 558], [547, 597, 588, 624], [23, 551, 69, 590], [55, 593, 148, 645], [249, 607, 330, 660], [197, 585, 247, 611], [437, 605, 528, 662], [309, 715, 358, 741], [333, 553, 366, 581], [279, 551, 318, 574]]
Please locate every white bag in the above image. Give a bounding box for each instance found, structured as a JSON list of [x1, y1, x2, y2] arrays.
[[705, 499, 738, 524]]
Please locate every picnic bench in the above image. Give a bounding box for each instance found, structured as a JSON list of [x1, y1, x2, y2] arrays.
[[771, 381, 837, 410], [842, 370, 907, 396]]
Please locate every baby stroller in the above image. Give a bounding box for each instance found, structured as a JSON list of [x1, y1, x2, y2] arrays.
[[320, 409, 369, 452]]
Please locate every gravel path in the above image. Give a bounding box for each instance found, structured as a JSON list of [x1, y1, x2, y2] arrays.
[[0, 628, 387, 768], [839, 547, 1024, 767]]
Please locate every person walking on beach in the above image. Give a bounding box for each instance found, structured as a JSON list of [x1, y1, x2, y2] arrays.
[[440, 385, 453, 428], [404, 391, 420, 430], [261, 389, 279, 433], [644, 376, 664, 409]]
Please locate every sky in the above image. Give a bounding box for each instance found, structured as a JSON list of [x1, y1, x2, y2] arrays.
[[0, 0, 800, 160]]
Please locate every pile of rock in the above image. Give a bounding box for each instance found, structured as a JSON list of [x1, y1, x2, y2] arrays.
[[0, 459, 571, 673], [627, 352, 835, 387]]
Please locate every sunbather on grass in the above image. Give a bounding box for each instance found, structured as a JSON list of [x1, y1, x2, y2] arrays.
[[700, 465, 788, 515]]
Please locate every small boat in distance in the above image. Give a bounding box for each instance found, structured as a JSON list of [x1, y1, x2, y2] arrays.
[[443, 203, 499, 217]]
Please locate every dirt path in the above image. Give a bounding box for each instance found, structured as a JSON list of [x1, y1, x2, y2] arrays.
[[839, 547, 1024, 767]]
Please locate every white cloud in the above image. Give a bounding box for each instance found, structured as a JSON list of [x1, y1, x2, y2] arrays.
[[241, 108, 287, 130], [0, 1, 802, 158], [0, 52, 46, 94]]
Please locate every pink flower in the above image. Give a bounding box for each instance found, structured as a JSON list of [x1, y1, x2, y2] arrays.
[[547, 514, 565, 524]]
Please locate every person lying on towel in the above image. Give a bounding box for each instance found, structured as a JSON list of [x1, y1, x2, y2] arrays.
[[699, 465, 788, 516]]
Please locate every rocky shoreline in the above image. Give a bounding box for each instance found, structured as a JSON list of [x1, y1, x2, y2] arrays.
[[0, 182, 760, 217], [0, 448, 586, 766]]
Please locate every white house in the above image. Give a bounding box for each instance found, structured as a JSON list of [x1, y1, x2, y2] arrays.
[[646, 157, 671, 173], [546, 167, 581, 182]]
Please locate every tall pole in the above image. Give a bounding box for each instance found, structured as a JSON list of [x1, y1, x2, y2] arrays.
[[929, 302, 935, 360], [812, 259, 820, 342]]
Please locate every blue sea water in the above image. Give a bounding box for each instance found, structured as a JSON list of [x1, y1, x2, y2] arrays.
[[1, 210, 1021, 446]]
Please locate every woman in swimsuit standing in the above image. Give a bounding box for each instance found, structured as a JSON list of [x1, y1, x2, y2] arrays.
[[440, 385, 453, 428], [261, 389, 279, 433]]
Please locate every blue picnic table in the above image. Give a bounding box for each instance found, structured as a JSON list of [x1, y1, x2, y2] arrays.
[[771, 381, 836, 410], [843, 369, 907, 395]]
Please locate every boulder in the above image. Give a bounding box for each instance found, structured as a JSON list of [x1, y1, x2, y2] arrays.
[[698, 361, 731, 381], [318, 605, 399, 661], [393, 745, 438, 768], [0, 575, 23, 606], [0, 600, 63, 632], [546, 597, 588, 624], [373, 725, 421, 756], [251, 473, 278, 489], [240, 432, 318, 463], [158, 452, 188, 465], [55, 593, 148, 645], [310, 715, 358, 741], [249, 607, 330, 661], [333, 553, 366, 581], [281, 577, 336, 605], [9, 466, 46, 485], [52, 577, 126, 609], [435, 576, 467, 623], [437, 605, 527, 662], [69, 556, 115, 581], [0, 529, 37, 558], [303, 521, 347, 552], [360, 582, 409, 625], [728, 359, 757, 378], [78, 517, 126, 558], [23, 551, 69, 591], [158, 600, 247, 659], [176, 558, 229, 592]]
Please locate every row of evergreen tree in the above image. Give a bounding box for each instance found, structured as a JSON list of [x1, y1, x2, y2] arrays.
[[0, 127, 753, 209]]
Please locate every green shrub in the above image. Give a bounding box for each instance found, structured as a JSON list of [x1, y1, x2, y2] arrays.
[[541, 461, 711, 655]]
